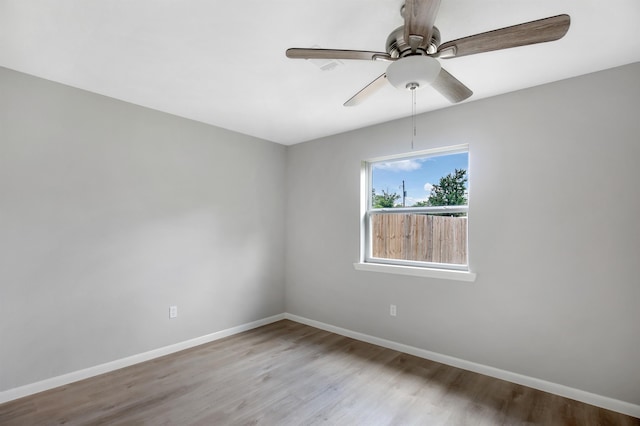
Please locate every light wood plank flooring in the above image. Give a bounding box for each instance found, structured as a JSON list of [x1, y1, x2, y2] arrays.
[[1, 320, 638, 425]]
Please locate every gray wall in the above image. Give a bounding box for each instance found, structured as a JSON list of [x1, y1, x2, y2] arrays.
[[0, 67, 286, 391], [285, 63, 640, 405], [2, 62, 639, 406]]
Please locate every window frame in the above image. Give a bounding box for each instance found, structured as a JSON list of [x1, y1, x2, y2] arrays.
[[356, 144, 475, 281]]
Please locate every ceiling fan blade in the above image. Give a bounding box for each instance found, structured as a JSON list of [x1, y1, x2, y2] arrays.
[[431, 68, 473, 103], [286, 48, 392, 61], [436, 14, 570, 59], [344, 73, 388, 107], [403, 0, 442, 52]]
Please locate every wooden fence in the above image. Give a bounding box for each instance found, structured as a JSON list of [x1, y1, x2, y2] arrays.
[[371, 214, 467, 264]]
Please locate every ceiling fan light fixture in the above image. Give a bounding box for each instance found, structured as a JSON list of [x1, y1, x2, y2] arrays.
[[386, 56, 441, 90]]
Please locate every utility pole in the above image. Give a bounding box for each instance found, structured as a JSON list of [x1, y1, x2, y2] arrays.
[[402, 180, 407, 207]]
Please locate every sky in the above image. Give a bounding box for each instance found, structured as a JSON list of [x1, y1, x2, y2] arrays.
[[372, 152, 468, 206]]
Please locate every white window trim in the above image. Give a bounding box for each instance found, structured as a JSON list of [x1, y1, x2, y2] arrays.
[[353, 262, 476, 282], [356, 144, 476, 282]]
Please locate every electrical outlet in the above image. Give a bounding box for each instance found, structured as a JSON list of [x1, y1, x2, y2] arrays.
[[169, 305, 178, 319], [390, 304, 397, 317]]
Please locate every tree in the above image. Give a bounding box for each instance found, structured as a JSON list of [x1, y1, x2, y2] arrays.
[[373, 189, 400, 208], [427, 169, 467, 206], [412, 200, 428, 207]]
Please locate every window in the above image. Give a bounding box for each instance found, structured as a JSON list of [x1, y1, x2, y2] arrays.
[[356, 144, 474, 280]]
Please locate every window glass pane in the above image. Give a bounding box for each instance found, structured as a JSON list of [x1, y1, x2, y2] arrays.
[[371, 152, 468, 208], [371, 212, 467, 265], [366, 149, 469, 269]]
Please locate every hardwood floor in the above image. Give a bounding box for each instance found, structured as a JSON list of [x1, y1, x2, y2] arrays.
[[1, 320, 638, 425]]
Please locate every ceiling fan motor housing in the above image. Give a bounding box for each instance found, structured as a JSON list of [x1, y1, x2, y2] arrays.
[[386, 56, 441, 90], [386, 26, 441, 58]]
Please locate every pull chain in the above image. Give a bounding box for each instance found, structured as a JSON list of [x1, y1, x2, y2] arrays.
[[411, 85, 417, 150]]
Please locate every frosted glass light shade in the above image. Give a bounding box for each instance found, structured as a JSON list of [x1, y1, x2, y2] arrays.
[[386, 56, 441, 90]]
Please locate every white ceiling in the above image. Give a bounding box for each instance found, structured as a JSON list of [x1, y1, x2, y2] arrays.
[[1, 1, 639, 145]]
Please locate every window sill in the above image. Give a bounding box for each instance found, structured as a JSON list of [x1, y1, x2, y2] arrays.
[[353, 262, 476, 282]]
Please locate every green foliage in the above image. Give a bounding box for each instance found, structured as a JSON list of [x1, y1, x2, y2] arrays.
[[374, 169, 467, 209], [372, 189, 400, 208], [427, 169, 468, 206]]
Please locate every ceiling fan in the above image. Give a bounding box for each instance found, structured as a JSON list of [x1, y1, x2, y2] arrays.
[[286, 0, 570, 106]]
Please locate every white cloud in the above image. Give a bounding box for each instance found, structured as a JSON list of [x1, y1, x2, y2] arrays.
[[374, 159, 422, 172], [423, 182, 434, 193]]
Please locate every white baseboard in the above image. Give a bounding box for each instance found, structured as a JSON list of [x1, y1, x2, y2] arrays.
[[284, 313, 640, 419], [0, 313, 285, 405], [3, 312, 638, 419]]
